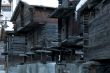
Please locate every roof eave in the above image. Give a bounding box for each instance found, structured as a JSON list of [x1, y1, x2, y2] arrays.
[[49, 7, 75, 18]]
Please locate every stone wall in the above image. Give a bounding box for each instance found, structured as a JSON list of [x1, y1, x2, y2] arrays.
[[8, 62, 56, 73]]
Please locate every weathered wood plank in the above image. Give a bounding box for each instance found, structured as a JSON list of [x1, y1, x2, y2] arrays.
[[85, 2, 110, 60]]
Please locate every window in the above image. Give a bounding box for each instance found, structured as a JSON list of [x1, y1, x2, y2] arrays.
[[1, 6, 11, 11]]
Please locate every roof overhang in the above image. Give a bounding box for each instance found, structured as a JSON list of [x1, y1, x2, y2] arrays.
[[49, 7, 75, 18], [60, 36, 83, 48]]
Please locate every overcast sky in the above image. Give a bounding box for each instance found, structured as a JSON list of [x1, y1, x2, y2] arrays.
[[22, 0, 58, 7]]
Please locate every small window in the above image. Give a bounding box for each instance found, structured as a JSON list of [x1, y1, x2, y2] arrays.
[[1, 6, 11, 11]]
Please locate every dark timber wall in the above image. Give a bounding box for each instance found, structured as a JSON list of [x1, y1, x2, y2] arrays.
[[85, 0, 110, 60]]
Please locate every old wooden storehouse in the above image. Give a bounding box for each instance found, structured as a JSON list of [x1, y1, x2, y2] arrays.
[[50, 0, 83, 62], [78, 0, 110, 61], [10, 1, 58, 64], [78, 0, 110, 73]]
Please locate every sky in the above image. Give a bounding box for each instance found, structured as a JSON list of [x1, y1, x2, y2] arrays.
[[22, 0, 58, 7]]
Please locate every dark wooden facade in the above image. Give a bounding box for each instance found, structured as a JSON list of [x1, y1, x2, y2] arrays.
[[78, 0, 110, 60], [10, 1, 58, 63], [0, 28, 6, 64], [11, 1, 57, 34], [50, 0, 83, 62]]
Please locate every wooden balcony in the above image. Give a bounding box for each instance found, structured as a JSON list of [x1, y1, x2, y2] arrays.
[[60, 36, 83, 48], [7, 36, 26, 56]]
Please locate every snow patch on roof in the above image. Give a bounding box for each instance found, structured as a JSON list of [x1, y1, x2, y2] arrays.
[[76, 0, 87, 11]]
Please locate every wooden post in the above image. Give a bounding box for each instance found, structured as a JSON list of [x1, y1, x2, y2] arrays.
[[5, 55, 8, 73]]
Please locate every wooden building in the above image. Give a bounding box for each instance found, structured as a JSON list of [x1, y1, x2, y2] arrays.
[[78, 0, 110, 73], [0, 27, 6, 64], [78, 0, 110, 61], [50, 0, 83, 62], [10, 1, 58, 64]]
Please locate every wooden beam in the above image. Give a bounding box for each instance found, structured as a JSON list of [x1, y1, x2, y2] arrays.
[[0, 0, 2, 14]]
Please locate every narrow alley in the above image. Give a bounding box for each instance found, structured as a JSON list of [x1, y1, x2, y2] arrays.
[[0, 0, 110, 73]]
